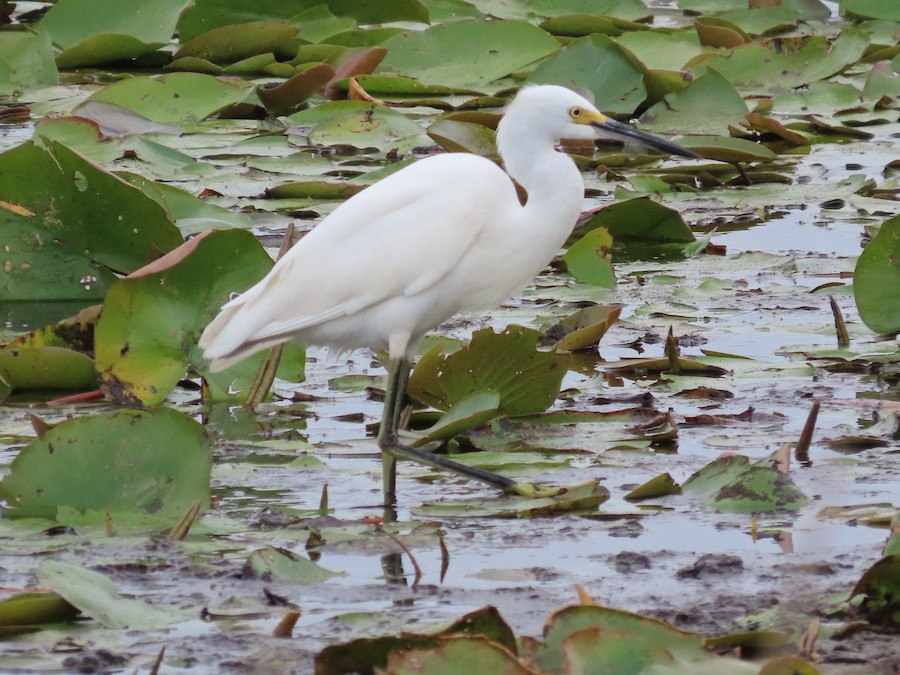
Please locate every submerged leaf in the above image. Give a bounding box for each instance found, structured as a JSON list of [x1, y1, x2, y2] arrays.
[[246, 547, 342, 583]]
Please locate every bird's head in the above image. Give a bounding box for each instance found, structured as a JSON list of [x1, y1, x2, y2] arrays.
[[507, 85, 700, 159]]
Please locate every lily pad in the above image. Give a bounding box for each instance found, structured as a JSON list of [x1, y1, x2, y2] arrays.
[[544, 304, 622, 352], [529, 34, 646, 115], [174, 21, 299, 64], [854, 213, 900, 335], [82, 72, 254, 124], [246, 547, 342, 583], [407, 325, 566, 417], [0, 142, 182, 301], [0, 30, 58, 96], [640, 69, 749, 136], [0, 407, 211, 522], [385, 637, 529, 674], [0, 592, 79, 632], [563, 227, 616, 288], [378, 19, 561, 89], [38, 560, 192, 629], [0, 346, 95, 395], [850, 554, 900, 626], [94, 229, 305, 406]]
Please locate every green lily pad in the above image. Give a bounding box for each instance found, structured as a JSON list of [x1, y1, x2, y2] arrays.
[[854, 214, 900, 335], [0, 346, 95, 395], [287, 100, 432, 152], [0, 407, 211, 522], [680, 135, 779, 163], [0, 141, 181, 301], [690, 29, 870, 93], [32, 116, 123, 164], [0, 31, 58, 96], [38, 560, 192, 629], [409, 390, 501, 446], [39, 0, 189, 50], [94, 229, 305, 406], [575, 197, 696, 246], [378, 19, 560, 89], [544, 304, 621, 352], [535, 605, 707, 673], [385, 637, 529, 674], [624, 472, 681, 501], [721, 6, 800, 36], [427, 119, 497, 156], [407, 325, 566, 417], [616, 31, 705, 72], [694, 16, 751, 49], [247, 547, 342, 583], [55, 34, 165, 70], [850, 554, 900, 626], [529, 33, 647, 114], [0, 592, 79, 632], [640, 69, 749, 136], [174, 21, 299, 63], [758, 655, 821, 675], [841, 0, 900, 21], [178, 0, 429, 42], [257, 63, 335, 115], [82, 72, 254, 124], [682, 453, 807, 513], [414, 480, 609, 518], [563, 227, 616, 288]]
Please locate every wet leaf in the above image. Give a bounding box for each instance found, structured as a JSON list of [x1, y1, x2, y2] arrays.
[[0, 142, 181, 300], [681, 452, 808, 513], [841, 0, 900, 20], [427, 119, 497, 156], [529, 34, 646, 115], [564, 227, 616, 288], [640, 69, 749, 136], [407, 325, 566, 417], [54, 34, 165, 70], [854, 213, 900, 335], [0, 592, 79, 632], [0, 346, 95, 395], [94, 229, 304, 406], [378, 19, 560, 89], [545, 304, 621, 352], [679, 135, 779, 163], [38, 560, 192, 629], [385, 636, 531, 674], [0, 30, 58, 95], [410, 391, 501, 446], [256, 64, 336, 115], [174, 21, 299, 64], [40, 0, 188, 50], [0, 407, 211, 522], [246, 547, 342, 583], [624, 472, 681, 501], [535, 604, 707, 673], [415, 480, 609, 518], [850, 554, 900, 626], [82, 72, 254, 124], [287, 100, 431, 152], [575, 197, 696, 246], [694, 16, 751, 49], [757, 655, 821, 675]]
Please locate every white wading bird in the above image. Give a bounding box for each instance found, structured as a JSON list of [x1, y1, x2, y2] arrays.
[[200, 85, 698, 504]]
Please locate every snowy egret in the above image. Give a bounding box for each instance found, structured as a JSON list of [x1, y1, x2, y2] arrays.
[[200, 85, 698, 504]]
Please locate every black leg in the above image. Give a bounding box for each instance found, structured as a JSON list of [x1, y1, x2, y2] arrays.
[[378, 358, 557, 506]]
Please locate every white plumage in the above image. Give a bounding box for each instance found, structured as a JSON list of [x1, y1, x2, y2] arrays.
[[199, 84, 697, 502]]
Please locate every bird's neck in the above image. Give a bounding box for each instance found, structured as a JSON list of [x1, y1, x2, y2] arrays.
[[496, 123, 585, 231]]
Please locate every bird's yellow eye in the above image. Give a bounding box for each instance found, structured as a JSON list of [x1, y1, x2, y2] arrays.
[[570, 106, 582, 119]]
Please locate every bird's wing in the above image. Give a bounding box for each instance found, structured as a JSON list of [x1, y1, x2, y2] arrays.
[[201, 153, 515, 360]]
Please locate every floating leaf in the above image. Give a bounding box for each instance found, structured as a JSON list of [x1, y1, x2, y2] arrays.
[[427, 119, 497, 156], [38, 560, 192, 629], [410, 390, 501, 446], [82, 72, 254, 124], [40, 0, 189, 50], [850, 554, 900, 626], [257, 64, 335, 115], [378, 19, 560, 89], [529, 34, 646, 115], [0, 346, 95, 395], [0, 407, 211, 522], [407, 325, 566, 417], [0, 142, 181, 301], [854, 213, 900, 335], [682, 452, 807, 513], [174, 21, 299, 63], [640, 69, 749, 136], [246, 547, 342, 583], [415, 480, 609, 518], [564, 227, 616, 288], [385, 637, 530, 674], [0, 592, 79, 633], [94, 229, 304, 406], [545, 304, 621, 352], [624, 472, 681, 501], [575, 197, 696, 246], [0, 30, 58, 95]]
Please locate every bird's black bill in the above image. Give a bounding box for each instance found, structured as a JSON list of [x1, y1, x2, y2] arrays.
[[592, 117, 701, 159]]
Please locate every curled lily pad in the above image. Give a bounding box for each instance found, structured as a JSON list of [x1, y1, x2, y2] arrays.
[[0, 346, 95, 395], [544, 304, 621, 352], [407, 325, 566, 417], [854, 213, 900, 335], [94, 229, 305, 406], [174, 21, 299, 63]]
